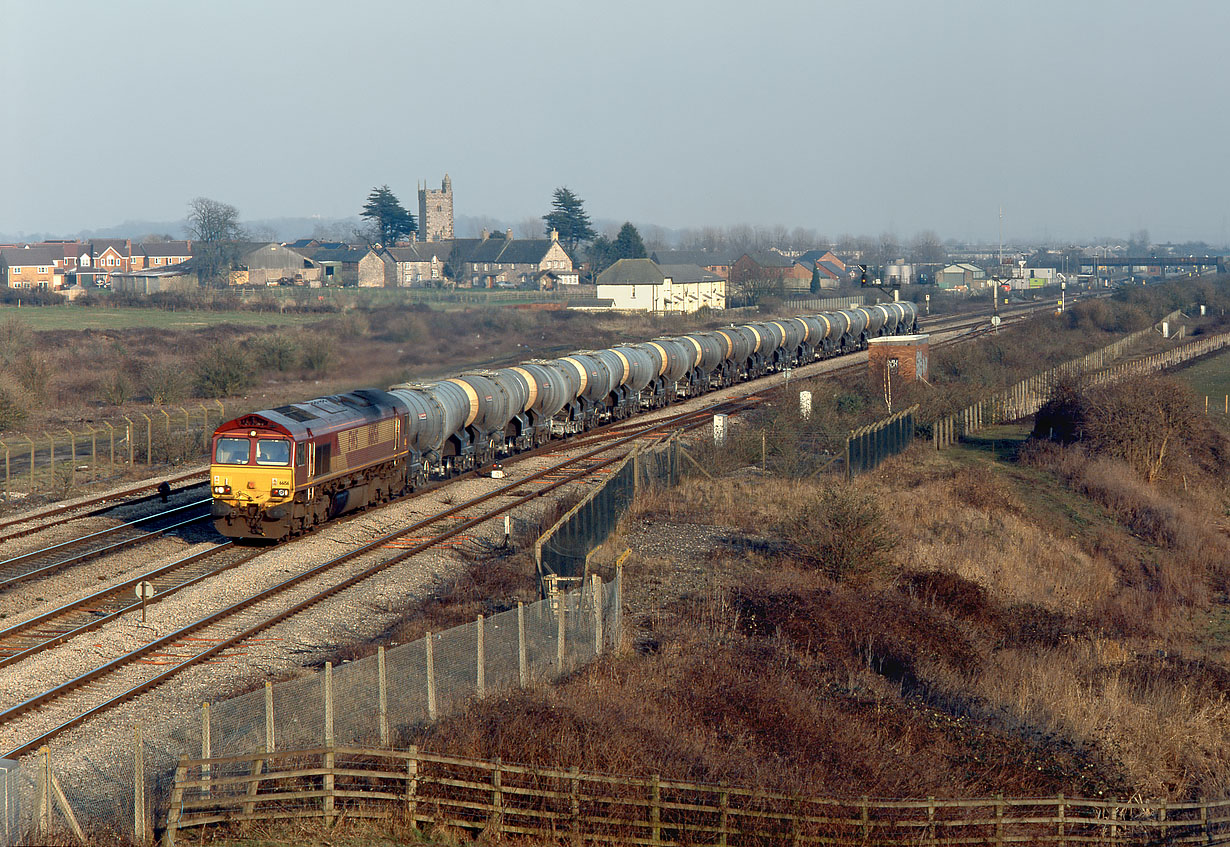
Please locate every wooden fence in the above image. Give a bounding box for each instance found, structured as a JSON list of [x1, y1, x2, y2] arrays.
[[933, 312, 1230, 449], [164, 745, 1230, 846]]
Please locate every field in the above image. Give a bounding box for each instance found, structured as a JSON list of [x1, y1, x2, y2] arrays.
[[1178, 346, 1230, 404], [0, 304, 327, 331]]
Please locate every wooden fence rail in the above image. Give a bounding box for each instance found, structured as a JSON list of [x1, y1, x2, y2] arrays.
[[163, 745, 1230, 846], [934, 313, 1230, 450]]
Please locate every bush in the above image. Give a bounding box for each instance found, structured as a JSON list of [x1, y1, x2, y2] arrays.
[[0, 378, 28, 431], [142, 362, 189, 405], [100, 370, 132, 406], [253, 334, 301, 372], [0, 317, 32, 368], [779, 484, 894, 580], [300, 334, 335, 373], [193, 343, 255, 398]]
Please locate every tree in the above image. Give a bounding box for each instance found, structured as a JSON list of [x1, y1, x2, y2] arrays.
[[360, 185, 416, 247], [186, 197, 245, 286], [810, 263, 822, 295], [543, 187, 595, 252], [612, 222, 647, 261]]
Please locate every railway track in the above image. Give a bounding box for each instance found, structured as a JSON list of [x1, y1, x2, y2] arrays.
[[0, 395, 746, 759], [0, 474, 209, 544], [0, 500, 212, 592], [0, 298, 1068, 759]]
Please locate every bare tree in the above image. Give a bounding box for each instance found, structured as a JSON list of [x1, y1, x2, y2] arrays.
[[909, 230, 947, 264], [186, 197, 246, 286]]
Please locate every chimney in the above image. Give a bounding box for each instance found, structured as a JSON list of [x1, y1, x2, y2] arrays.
[[481, 228, 489, 241], [506, 228, 513, 240], [550, 229, 559, 243]]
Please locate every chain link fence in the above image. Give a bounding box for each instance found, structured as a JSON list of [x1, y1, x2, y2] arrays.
[[536, 438, 679, 592], [2, 574, 621, 845]]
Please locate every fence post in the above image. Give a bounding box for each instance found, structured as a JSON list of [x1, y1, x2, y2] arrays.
[[66, 428, 76, 490], [123, 416, 133, 466], [1057, 793, 1065, 846], [265, 681, 275, 753], [477, 614, 486, 697], [323, 661, 335, 826], [141, 413, 152, 464], [651, 775, 661, 846], [134, 725, 147, 844], [426, 633, 437, 721], [570, 766, 582, 846], [406, 746, 419, 826], [378, 646, 389, 746], [556, 589, 566, 672], [37, 746, 51, 839], [927, 796, 935, 843], [201, 703, 211, 799], [615, 564, 624, 653], [592, 574, 603, 655], [165, 761, 187, 847], [517, 602, 527, 686], [1, 442, 7, 497], [719, 784, 729, 847], [860, 796, 869, 841], [995, 793, 1004, 846], [491, 756, 503, 837]]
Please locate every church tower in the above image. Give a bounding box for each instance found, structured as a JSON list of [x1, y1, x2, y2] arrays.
[[418, 174, 454, 242]]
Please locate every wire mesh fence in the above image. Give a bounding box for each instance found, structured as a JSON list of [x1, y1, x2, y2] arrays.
[[0, 401, 228, 503], [535, 437, 679, 592], [3, 574, 621, 845]]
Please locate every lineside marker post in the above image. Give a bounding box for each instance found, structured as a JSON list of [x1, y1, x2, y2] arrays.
[[201, 703, 211, 799], [134, 725, 147, 845], [378, 646, 389, 747], [476, 614, 485, 697], [517, 602, 527, 686], [264, 681, 275, 753], [426, 633, 437, 721]]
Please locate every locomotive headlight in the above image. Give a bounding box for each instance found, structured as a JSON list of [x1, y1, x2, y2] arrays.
[[272, 488, 290, 498], [213, 485, 232, 495]]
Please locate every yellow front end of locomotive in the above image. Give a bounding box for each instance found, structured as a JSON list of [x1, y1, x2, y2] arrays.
[[211, 433, 296, 514]]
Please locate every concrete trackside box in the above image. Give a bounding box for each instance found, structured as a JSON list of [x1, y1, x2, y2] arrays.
[[868, 333, 929, 385]]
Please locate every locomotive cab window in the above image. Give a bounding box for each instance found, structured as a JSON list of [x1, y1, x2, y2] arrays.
[[255, 438, 291, 466], [214, 437, 250, 465]]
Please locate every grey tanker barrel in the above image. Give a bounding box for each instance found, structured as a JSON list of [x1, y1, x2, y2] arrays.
[[880, 302, 906, 334], [388, 384, 453, 454], [860, 305, 889, 336], [688, 332, 729, 372], [630, 342, 667, 379], [611, 345, 657, 393], [646, 338, 693, 381], [775, 318, 806, 352], [898, 301, 918, 330], [512, 361, 575, 418], [837, 309, 869, 342], [580, 349, 627, 398], [453, 373, 515, 434], [749, 321, 786, 355], [558, 352, 614, 402], [487, 367, 532, 416], [714, 327, 752, 364], [728, 325, 763, 360], [795, 315, 828, 344]]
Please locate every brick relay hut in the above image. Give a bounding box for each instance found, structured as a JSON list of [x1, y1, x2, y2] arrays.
[[867, 334, 929, 394]]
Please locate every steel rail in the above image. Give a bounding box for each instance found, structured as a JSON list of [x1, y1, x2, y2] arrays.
[[0, 543, 262, 671], [0, 396, 751, 759], [0, 472, 208, 536], [0, 512, 211, 593]]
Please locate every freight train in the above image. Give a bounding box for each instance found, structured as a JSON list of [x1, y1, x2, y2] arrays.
[[209, 302, 919, 540]]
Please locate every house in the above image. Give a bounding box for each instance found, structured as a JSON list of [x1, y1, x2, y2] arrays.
[[0, 245, 65, 289], [140, 241, 193, 270], [650, 250, 736, 279], [935, 263, 987, 291], [307, 246, 366, 286], [596, 259, 725, 313], [229, 243, 321, 286], [382, 242, 456, 287], [459, 230, 573, 289], [729, 251, 811, 292]]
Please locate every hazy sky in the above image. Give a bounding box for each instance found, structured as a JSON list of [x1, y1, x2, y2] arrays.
[[2, 0, 1227, 244]]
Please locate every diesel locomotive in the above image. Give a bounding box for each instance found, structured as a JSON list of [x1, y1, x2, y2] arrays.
[[210, 302, 918, 540]]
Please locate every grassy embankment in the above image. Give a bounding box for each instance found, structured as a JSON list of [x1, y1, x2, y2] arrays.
[[190, 280, 1230, 845], [395, 280, 1230, 802]]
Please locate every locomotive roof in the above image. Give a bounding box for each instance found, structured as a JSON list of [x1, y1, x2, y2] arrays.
[[217, 388, 405, 440]]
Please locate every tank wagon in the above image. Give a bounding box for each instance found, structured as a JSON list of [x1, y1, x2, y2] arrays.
[[211, 302, 918, 540]]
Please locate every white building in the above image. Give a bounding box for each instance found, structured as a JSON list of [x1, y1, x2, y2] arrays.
[[595, 259, 726, 313]]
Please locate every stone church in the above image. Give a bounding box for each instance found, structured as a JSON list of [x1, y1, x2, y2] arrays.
[[417, 175, 454, 242]]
